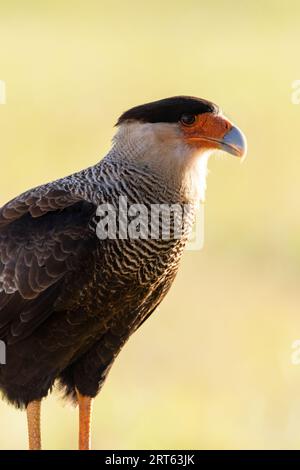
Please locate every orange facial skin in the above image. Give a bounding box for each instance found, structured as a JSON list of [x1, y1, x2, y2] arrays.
[[181, 112, 233, 152]]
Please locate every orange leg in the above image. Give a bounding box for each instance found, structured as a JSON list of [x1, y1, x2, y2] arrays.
[[26, 400, 41, 450], [77, 389, 93, 450]]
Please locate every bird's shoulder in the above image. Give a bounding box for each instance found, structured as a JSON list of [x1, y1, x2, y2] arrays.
[[0, 166, 103, 229]]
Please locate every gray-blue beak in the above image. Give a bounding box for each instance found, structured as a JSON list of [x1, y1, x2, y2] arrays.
[[220, 125, 247, 158]]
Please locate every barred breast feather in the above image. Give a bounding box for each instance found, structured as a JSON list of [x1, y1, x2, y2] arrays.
[[0, 145, 197, 407]]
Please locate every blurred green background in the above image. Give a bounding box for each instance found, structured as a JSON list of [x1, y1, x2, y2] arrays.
[[1, 0, 300, 450]]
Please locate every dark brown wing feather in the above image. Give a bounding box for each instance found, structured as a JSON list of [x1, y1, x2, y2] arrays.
[[0, 186, 84, 228], [0, 185, 97, 344]]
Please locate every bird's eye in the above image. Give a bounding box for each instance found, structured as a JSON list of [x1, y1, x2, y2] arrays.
[[180, 114, 196, 126]]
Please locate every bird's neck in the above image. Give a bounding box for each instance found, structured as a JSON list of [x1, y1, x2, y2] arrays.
[[107, 123, 210, 204]]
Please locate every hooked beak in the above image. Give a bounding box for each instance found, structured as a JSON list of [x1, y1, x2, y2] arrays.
[[219, 125, 247, 158]]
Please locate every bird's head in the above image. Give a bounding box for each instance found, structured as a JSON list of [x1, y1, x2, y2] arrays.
[[114, 96, 247, 201]]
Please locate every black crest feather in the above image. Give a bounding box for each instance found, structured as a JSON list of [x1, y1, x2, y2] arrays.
[[117, 96, 219, 125]]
